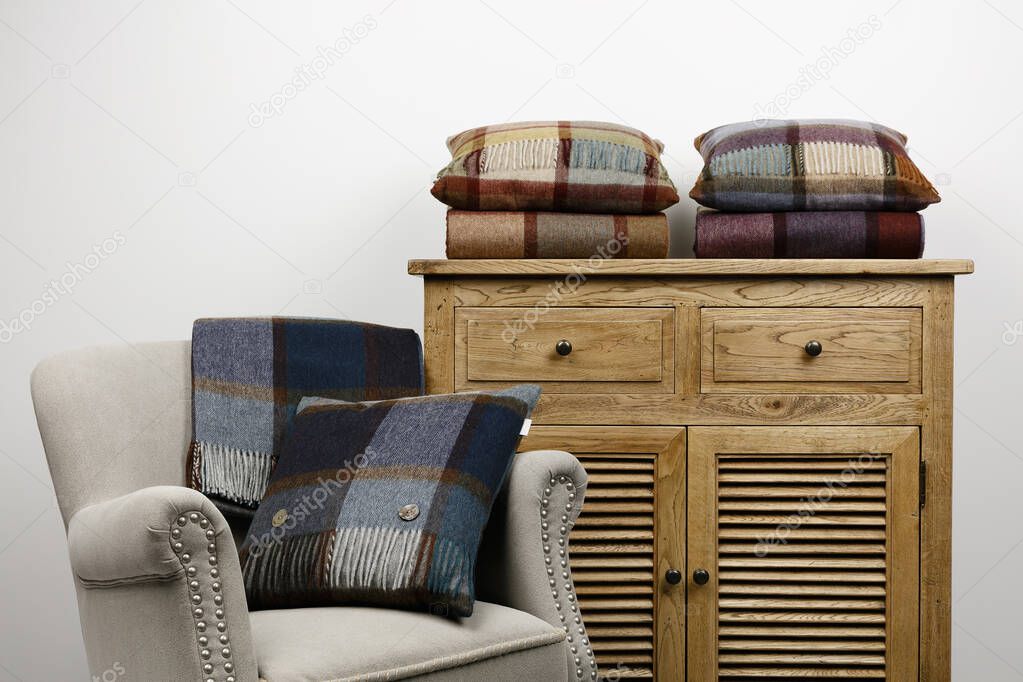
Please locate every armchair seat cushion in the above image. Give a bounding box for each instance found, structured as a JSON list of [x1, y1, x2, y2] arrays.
[[251, 601, 566, 681]]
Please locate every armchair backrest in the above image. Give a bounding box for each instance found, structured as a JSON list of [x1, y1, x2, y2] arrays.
[[32, 341, 193, 526]]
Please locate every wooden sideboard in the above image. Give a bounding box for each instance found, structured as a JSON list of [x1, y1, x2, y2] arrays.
[[409, 258, 973, 681]]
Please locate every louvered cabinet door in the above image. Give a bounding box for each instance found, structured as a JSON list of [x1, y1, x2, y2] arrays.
[[518, 426, 686, 681], [687, 427, 920, 681]]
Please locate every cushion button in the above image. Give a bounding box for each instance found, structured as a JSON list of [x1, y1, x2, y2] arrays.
[[398, 504, 420, 521]]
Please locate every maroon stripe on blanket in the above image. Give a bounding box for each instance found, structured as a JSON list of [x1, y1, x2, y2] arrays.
[[553, 121, 572, 211], [773, 213, 788, 255], [871, 126, 897, 207], [865, 213, 881, 257], [462, 149, 482, 211], [613, 215, 629, 256], [523, 212, 539, 258], [786, 125, 807, 210], [877, 213, 925, 258], [271, 318, 288, 469]]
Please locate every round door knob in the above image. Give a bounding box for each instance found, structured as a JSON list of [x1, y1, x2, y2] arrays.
[[555, 339, 573, 356], [665, 569, 682, 585], [693, 568, 710, 585], [804, 340, 823, 357]]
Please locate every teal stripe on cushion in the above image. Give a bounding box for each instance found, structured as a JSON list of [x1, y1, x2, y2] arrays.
[[569, 139, 649, 174], [710, 144, 793, 178]]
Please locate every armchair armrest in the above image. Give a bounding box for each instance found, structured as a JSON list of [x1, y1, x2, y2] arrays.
[[478, 450, 597, 682], [68, 486, 257, 682]]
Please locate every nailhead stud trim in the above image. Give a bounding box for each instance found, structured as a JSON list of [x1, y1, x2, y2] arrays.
[[541, 475, 596, 680], [170, 513, 234, 682]]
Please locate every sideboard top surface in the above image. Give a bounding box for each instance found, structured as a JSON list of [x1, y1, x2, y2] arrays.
[[408, 258, 974, 277]]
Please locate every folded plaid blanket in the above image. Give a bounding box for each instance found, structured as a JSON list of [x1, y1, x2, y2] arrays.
[[446, 210, 669, 258], [186, 317, 424, 515], [694, 209, 924, 258]]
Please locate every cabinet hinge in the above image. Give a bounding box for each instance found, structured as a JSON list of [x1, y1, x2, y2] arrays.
[[919, 460, 927, 508]]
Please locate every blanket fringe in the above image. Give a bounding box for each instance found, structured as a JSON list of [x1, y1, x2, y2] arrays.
[[480, 138, 558, 172], [196, 441, 273, 505]]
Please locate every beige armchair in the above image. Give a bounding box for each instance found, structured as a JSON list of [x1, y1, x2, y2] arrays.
[[32, 341, 596, 681]]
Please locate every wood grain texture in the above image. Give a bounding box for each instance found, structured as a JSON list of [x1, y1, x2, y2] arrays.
[[518, 426, 685, 681], [409, 258, 974, 276], [422, 279, 455, 394], [529, 393, 925, 426], [455, 307, 674, 393], [410, 261, 967, 681], [920, 278, 954, 682], [449, 277, 930, 308], [687, 427, 919, 682], [702, 308, 922, 394]]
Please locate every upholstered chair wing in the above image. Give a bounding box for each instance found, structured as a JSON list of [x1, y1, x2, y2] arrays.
[[32, 342, 595, 682]]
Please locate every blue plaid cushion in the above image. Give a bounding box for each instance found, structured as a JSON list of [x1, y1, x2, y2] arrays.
[[240, 385, 540, 616]]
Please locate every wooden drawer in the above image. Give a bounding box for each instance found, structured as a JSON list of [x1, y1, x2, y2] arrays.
[[701, 307, 922, 394], [455, 307, 674, 393]]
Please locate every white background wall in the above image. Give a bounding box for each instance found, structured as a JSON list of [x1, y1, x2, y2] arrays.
[[1, 0, 1020, 679]]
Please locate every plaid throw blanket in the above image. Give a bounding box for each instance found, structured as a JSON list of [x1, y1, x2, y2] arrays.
[[446, 210, 669, 258], [432, 121, 679, 214], [694, 209, 924, 258], [689, 119, 940, 212], [186, 317, 424, 515]]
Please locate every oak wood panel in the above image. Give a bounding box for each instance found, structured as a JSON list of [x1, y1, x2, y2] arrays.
[[920, 278, 954, 681], [702, 308, 922, 394], [529, 393, 925, 426], [455, 307, 673, 393], [409, 258, 974, 276], [423, 279, 455, 394], [447, 277, 931, 309], [518, 426, 685, 681], [687, 427, 920, 682]]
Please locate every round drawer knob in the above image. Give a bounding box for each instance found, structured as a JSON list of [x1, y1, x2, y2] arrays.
[[555, 339, 573, 356], [693, 568, 710, 586], [804, 340, 823, 357], [665, 569, 682, 586]]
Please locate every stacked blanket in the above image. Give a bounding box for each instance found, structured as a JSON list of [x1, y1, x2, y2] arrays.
[[694, 210, 924, 258], [689, 119, 940, 258], [433, 121, 678, 258]]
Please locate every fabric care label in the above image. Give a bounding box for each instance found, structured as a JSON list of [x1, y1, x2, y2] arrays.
[[520, 418, 532, 436]]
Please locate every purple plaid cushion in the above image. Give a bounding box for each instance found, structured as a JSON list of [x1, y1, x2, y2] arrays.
[[689, 119, 940, 212], [240, 385, 540, 617]]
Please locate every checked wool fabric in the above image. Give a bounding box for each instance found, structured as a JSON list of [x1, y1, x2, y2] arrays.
[[240, 385, 541, 617], [186, 317, 424, 516], [431, 121, 679, 214], [445, 210, 669, 259], [689, 119, 940, 212], [694, 209, 925, 258]]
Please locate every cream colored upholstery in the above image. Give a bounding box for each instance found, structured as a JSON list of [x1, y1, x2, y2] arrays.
[[250, 602, 564, 681], [32, 342, 594, 682]]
